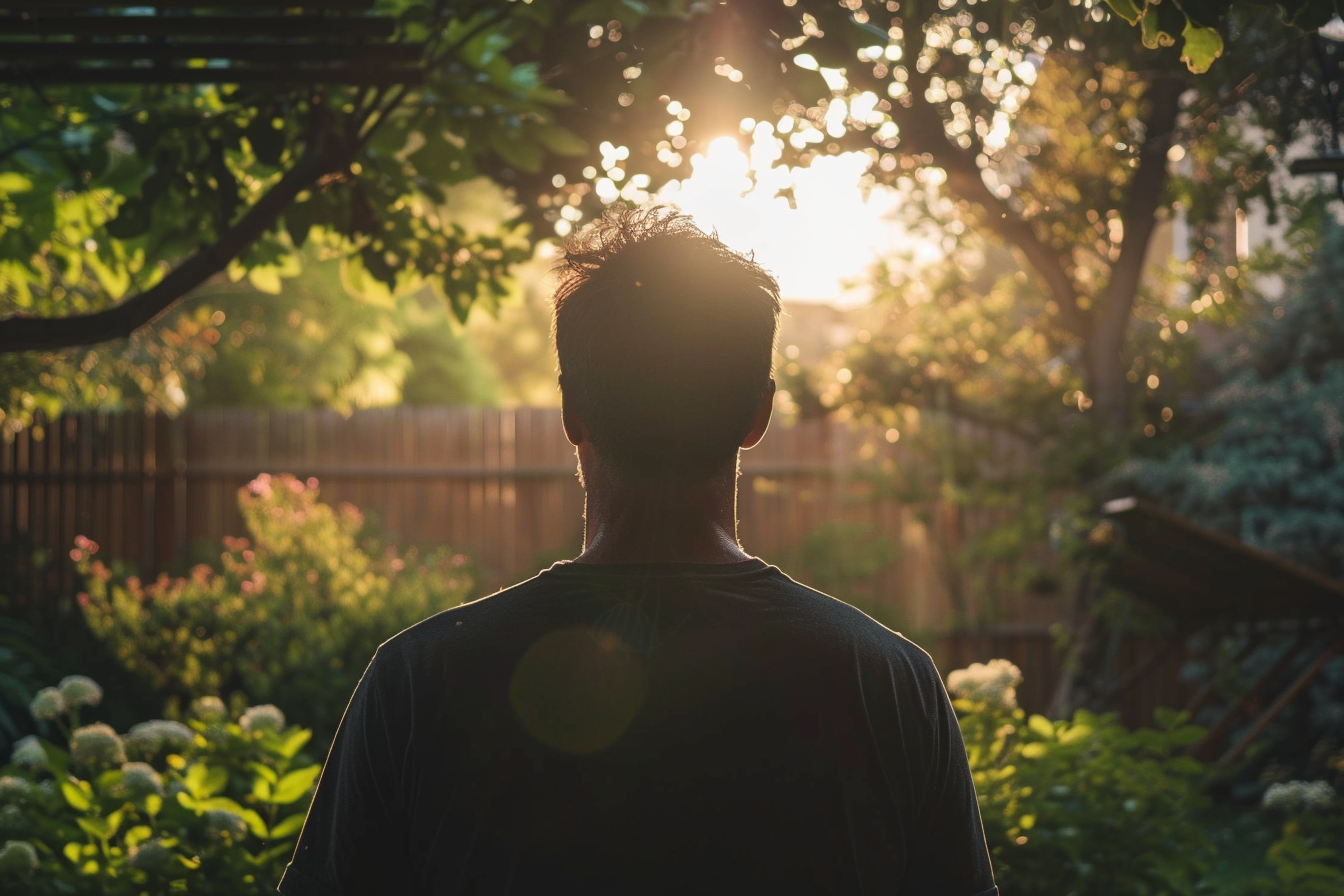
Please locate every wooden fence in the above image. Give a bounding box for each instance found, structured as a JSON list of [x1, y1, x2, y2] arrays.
[[0, 408, 1193, 722]]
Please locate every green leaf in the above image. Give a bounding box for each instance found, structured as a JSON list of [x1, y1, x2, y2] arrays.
[[278, 728, 311, 759], [240, 808, 268, 838], [268, 812, 307, 840], [62, 842, 81, 864], [0, 172, 34, 195], [183, 765, 229, 804], [1027, 714, 1055, 739], [1103, 0, 1144, 25], [1019, 741, 1049, 759], [534, 124, 588, 157], [124, 825, 153, 849], [1140, 6, 1174, 49], [61, 779, 92, 811], [247, 761, 279, 785], [271, 765, 322, 805], [1179, 22, 1223, 74], [77, 816, 112, 840], [489, 130, 542, 173], [248, 265, 283, 294]]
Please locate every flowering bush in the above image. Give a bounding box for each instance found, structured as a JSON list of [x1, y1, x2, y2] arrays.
[[74, 473, 473, 735], [1255, 779, 1344, 895], [951, 659, 1212, 896], [0, 677, 319, 895]]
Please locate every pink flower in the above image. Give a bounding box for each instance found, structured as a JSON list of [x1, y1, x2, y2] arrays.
[[247, 474, 273, 499]]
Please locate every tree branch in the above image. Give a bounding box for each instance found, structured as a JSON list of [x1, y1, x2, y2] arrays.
[[0, 141, 346, 354], [893, 67, 1089, 340]]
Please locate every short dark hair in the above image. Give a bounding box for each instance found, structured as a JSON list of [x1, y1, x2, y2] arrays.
[[553, 205, 781, 476]]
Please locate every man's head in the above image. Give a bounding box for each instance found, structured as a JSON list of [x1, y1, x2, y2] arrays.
[[553, 205, 781, 479]]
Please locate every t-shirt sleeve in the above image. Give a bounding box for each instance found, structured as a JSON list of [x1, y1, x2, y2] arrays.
[[900, 657, 998, 896], [278, 650, 417, 896]]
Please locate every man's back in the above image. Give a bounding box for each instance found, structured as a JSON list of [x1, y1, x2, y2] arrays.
[[281, 559, 997, 895]]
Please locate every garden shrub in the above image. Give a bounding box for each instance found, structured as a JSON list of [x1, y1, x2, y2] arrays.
[[950, 659, 1213, 896], [74, 473, 473, 736], [1255, 780, 1344, 896], [0, 676, 319, 895]]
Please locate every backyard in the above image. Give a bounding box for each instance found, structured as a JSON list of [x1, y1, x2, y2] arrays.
[[3, 1, 1344, 893]]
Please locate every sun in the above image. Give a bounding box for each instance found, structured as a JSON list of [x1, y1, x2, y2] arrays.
[[656, 133, 906, 305]]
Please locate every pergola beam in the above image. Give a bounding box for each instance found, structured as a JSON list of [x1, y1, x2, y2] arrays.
[[0, 41, 424, 63], [0, 66, 424, 86], [0, 14, 398, 39]]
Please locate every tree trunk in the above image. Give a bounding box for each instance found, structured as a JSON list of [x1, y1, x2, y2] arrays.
[[1085, 73, 1186, 437]]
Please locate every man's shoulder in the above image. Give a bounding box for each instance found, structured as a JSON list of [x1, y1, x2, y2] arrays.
[[373, 568, 557, 661]]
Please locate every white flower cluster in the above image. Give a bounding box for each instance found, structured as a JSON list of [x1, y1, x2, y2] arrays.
[[239, 704, 285, 735], [127, 839, 175, 872], [58, 675, 103, 709], [9, 736, 45, 770], [0, 776, 33, 803], [1262, 780, 1337, 814], [124, 720, 195, 757], [0, 840, 38, 877], [947, 659, 1023, 711], [28, 687, 65, 722], [190, 696, 228, 723], [203, 808, 248, 841], [118, 762, 165, 800], [69, 723, 126, 768]]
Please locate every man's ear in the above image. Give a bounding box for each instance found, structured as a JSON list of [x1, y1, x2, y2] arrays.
[[740, 378, 775, 450], [561, 386, 587, 448]]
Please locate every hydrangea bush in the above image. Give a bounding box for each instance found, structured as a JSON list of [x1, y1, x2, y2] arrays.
[[74, 473, 473, 735], [949, 659, 1213, 896], [0, 678, 319, 895], [1255, 779, 1344, 895]]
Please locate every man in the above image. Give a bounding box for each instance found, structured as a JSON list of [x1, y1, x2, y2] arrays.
[[279, 207, 998, 895]]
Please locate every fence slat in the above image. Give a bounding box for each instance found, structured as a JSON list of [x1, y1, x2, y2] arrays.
[[0, 407, 1198, 726]]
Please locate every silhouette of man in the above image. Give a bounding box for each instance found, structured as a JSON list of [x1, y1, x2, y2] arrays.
[[279, 207, 998, 895]]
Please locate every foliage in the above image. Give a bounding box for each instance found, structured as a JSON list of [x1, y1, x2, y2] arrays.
[[951, 659, 1213, 895], [0, 617, 50, 757], [1112, 218, 1344, 580], [0, 678, 319, 895], [1101, 0, 1343, 73], [0, 0, 659, 393], [1254, 783, 1344, 895], [74, 474, 473, 736]]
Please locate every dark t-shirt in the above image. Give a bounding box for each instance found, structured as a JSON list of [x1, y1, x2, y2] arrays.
[[279, 559, 998, 896]]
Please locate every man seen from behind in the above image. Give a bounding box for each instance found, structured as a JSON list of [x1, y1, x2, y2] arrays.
[[279, 206, 999, 895]]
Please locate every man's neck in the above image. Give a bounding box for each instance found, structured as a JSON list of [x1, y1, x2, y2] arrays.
[[575, 453, 751, 565]]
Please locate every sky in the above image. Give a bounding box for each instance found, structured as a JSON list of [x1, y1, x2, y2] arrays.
[[656, 136, 906, 306]]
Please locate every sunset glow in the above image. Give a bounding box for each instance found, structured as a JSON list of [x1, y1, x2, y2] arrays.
[[657, 134, 906, 305]]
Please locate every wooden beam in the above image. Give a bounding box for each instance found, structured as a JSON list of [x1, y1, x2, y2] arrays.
[[1187, 629, 1316, 762], [1, 1, 376, 9], [1216, 634, 1344, 769], [0, 41, 425, 64], [0, 65, 424, 86], [0, 15, 397, 39]]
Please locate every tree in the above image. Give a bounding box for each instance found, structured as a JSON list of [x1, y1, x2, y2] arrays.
[[3, 0, 1330, 428], [1099, 0, 1344, 74], [1113, 209, 1344, 580], [0, 0, 671, 357]]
